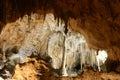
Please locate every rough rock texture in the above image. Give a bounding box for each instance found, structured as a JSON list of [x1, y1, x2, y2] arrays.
[[0, 13, 54, 79], [13, 57, 52, 80], [0, 0, 120, 61], [12, 57, 120, 80], [0, 13, 120, 80], [0, 0, 120, 79]]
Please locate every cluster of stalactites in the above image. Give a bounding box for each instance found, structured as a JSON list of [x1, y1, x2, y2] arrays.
[[61, 28, 108, 77], [0, 13, 108, 79], [47, 24, 108, 77]]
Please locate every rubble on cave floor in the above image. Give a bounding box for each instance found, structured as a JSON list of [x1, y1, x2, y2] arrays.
[[12, 57, 120, 80]]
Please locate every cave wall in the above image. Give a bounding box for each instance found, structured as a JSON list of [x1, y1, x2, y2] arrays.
[[0, 0, 120, 61], [1, 0, 120, 27], [0, 14, 110, 78], [69, 18, 120, 61]]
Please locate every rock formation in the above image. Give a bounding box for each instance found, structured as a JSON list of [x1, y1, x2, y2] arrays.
[[0, 0, 120, 61], [0, 13, 109, 79], [0, 0, 120, 79]]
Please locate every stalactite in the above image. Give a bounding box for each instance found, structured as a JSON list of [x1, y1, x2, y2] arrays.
[[0, 13, 109, 79]]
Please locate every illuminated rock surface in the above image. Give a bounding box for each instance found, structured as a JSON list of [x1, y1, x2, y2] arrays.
[[0, 0, 120, 79], [0, 13, 119, 79]]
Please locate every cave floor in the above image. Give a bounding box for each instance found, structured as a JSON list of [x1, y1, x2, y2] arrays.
[[12, 57, 120, 80]]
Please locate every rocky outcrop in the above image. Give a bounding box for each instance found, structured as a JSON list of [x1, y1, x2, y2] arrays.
[[0, 0, 120, 61], [0, 13, 110, 79], [0, 0, 120, 79]]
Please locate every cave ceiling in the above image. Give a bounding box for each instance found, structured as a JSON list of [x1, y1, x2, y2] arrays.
[[0, 0, 120, 50]]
